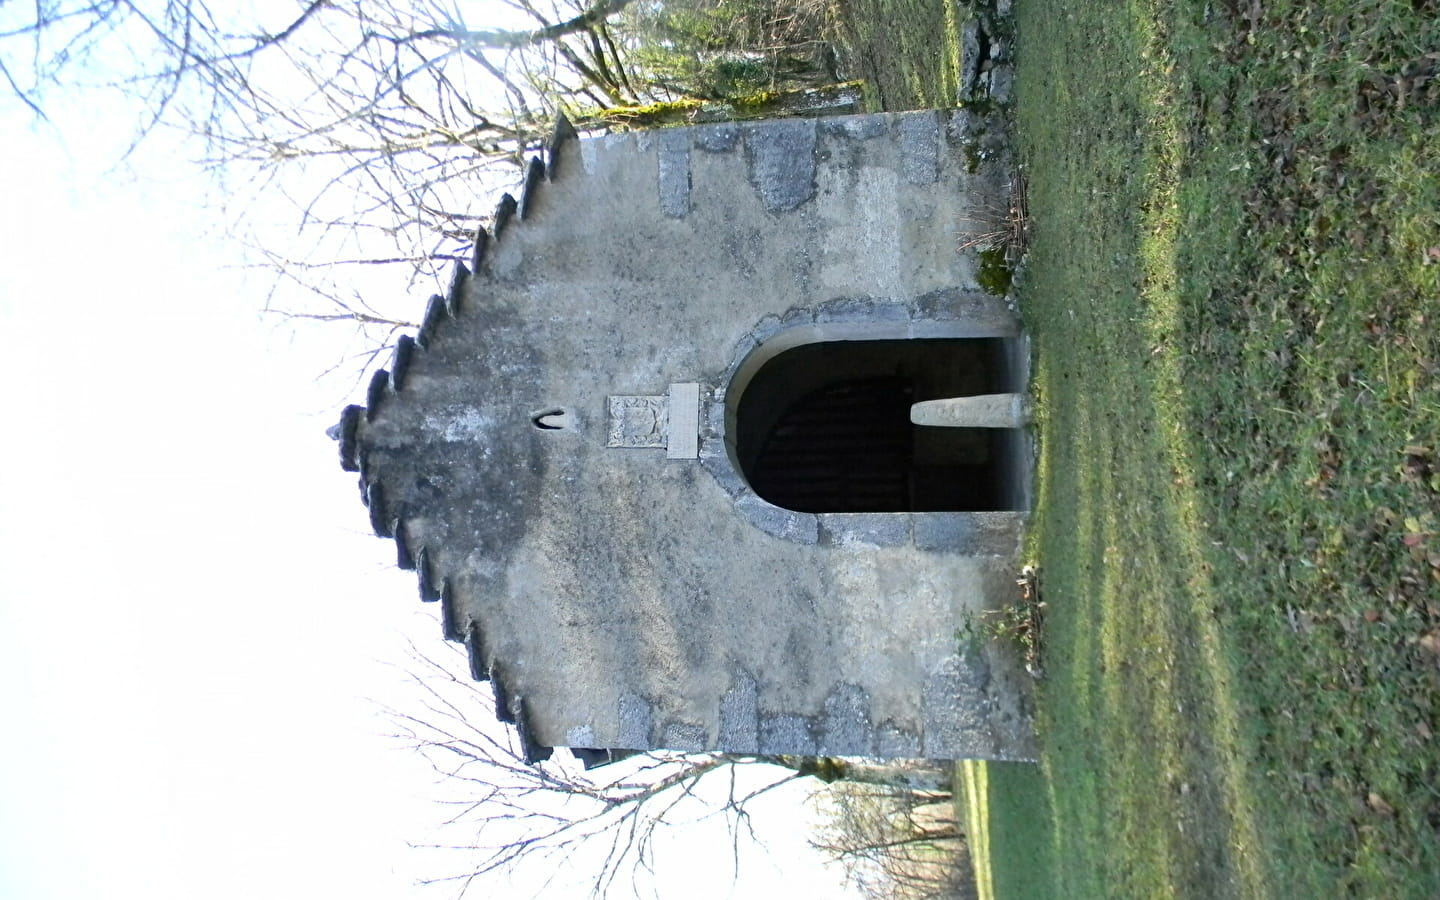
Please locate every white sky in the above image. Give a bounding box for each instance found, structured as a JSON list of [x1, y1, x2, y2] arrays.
[[0, 5, 861, 897]]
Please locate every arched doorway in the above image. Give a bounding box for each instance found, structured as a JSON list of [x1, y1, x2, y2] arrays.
[[733, 339, 1027, 513]]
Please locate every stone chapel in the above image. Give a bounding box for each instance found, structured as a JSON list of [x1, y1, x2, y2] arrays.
[[333, 107, 1037, 764]]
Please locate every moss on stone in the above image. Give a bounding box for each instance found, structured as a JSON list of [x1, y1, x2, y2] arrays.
[[963, 140, 982, 174], [960, 95, 997, 116], [735, 89, 779, 109], [599, 98, 705, 128], [976, 247, 1013, 295]]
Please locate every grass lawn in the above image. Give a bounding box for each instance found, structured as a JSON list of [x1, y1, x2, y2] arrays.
[[834, 0, 969, 110], [839, 0, 1440, 896]]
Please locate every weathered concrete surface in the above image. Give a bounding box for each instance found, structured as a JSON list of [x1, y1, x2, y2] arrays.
[[912, 393, 1031, 428], [346, 110, 1037, 761]]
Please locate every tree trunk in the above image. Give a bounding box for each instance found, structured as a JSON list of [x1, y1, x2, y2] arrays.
[[779, 756, 954, 793], [590, 81, 864, 129], [415, 0, 637, 51]]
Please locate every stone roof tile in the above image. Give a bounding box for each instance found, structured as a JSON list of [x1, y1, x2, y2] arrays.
[[518, 156, 545, 220], [389, 335, 415, 391], [364, 368, 388, 422], [336, 404, 362, 472], [444, 262, 469, 317], [365, 481, 391, 538]]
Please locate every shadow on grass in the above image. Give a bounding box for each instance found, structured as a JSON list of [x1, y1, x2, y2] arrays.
[[1004, 0, 1440, 897], [1003, 1, 1276, 897], [835, 0, 1440, 895]]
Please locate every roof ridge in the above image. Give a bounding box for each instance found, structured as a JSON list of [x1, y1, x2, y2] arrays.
[[332, 114, 587, 766]]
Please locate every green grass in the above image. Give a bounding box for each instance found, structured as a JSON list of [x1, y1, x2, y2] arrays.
[[841, 0, 1440, 896], [832, 0, 967, 110], [958, 760, 1055, 900], [1164, 3, 1440, 892]]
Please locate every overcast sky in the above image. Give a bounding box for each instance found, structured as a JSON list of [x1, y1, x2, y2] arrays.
[[0, 8, 858, 897]]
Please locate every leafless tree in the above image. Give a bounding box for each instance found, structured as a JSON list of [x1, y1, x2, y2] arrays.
[[2, 1, 639, 125], [4, 1, 850, 377], [390, 642, 958, 898], [813, 779, 974, 900], [389, 642, 827, 898], [2, 0, 653, 368]]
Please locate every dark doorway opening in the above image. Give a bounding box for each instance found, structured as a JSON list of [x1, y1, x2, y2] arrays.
[[734, 339, 1026, 513]]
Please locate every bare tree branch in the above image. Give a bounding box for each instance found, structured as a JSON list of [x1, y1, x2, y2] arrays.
[[813, 779, 973, 900], [397, 0, 635, 51], [385, 641, 899, 898]]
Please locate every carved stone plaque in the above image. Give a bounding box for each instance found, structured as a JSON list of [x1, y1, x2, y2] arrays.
[[606, 395, 668, 448]]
